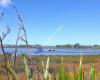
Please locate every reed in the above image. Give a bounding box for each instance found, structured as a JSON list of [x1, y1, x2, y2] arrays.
[[0, 55, 100, 80]]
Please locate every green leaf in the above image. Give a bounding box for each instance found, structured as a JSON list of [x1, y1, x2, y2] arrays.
[[90, 64, 95, 80]]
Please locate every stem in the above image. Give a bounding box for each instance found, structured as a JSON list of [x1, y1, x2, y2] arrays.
[[0, 37, 9, 80]]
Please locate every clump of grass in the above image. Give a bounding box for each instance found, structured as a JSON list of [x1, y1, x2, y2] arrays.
[[23, 54, 33, 80], [58, 57, 67, 80], [90, 64, 95, 80], [2, 63, 19, 80], [77, 56, 84, 80], [41, 57, 53, 80]]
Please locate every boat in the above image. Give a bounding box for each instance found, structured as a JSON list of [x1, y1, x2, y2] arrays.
[[48, 48, 55, 51]]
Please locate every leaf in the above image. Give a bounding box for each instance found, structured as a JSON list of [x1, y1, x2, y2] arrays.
[[77, 56, 83, 80], [90, 64, 95, 80], [58, 57, 67, 80], [23, 55, 32, 80]]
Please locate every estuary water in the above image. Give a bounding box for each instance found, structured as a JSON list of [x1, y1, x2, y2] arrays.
[[0, 48, 100, 55]]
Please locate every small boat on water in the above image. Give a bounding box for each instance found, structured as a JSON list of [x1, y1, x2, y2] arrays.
[[48, 48, 55, 51]]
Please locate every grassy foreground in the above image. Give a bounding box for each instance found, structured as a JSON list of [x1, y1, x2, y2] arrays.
[[0, 54, 100, 80]]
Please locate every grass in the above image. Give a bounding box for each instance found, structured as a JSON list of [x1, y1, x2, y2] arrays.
[[0, 55, 100, 80]]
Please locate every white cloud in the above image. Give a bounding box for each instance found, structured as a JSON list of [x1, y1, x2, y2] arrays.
[[0, 0, 11, 7]]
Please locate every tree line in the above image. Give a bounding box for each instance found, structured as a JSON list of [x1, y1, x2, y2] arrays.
[[56, 43, 100, 49], [1, 43, 100, 49]]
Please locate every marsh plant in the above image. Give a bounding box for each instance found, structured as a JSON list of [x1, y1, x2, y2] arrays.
[[0, 56, 99, 80]]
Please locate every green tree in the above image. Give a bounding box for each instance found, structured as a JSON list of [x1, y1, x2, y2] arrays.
[[66, 44, 73, 48], [74, 43, 80, 48]]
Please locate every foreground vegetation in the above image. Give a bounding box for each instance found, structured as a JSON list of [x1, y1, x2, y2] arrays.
[[0, 55, 100, 80]]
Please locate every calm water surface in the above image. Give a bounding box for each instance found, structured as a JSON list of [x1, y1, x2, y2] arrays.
[[0, 48, 100, 55]]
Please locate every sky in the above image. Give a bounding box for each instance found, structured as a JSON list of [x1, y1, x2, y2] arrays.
[[0, 0, 100, 46]]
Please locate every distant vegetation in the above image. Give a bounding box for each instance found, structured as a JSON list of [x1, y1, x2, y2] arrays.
[[1, 43, 100, 49], [56, 43, 100, 49]]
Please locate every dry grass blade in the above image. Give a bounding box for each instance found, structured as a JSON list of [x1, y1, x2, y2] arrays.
[[77, 56, 83, 80], [23, 55, 33, 80], [41, 57, 52, 80], [3, 63, 19, 80]]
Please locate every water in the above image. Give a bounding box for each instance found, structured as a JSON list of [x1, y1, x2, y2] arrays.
[[0, 48, 100, 55]]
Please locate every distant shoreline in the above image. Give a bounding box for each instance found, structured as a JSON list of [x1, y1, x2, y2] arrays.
[[1, 44, 100, 49], [0, 47, 100, 50]]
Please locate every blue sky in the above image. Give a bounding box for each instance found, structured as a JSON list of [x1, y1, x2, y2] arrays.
[[0, 0, 100, 45]]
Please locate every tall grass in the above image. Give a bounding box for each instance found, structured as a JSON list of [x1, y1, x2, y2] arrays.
[[0, 55, 100, 80], [90, 64, 95, 80], [58, 57, 67, 80], [23, 55, 33, 80]]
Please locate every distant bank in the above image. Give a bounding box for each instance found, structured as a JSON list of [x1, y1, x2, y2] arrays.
[[1, 43, 100, 49]]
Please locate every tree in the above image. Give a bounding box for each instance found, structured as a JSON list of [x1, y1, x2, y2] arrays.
[[93, 44, 100, 49], [74, 43, 80, 48], [66, 44, 73, 48]]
